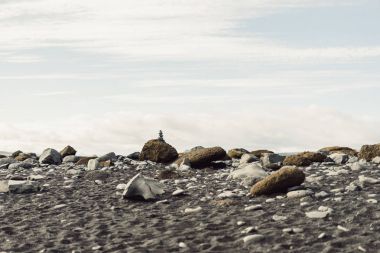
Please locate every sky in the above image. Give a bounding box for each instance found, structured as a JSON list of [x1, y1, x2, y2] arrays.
[[0, 0, 379, 155]]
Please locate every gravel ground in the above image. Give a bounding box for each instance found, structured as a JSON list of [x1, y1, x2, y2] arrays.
[[0, 157, 380, 253]]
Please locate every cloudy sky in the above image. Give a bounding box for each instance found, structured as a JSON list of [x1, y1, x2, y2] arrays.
[[0, 0, 379, 155]]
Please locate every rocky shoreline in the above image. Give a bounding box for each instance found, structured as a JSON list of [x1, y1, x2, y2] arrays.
[[1, 141, 380, 252]]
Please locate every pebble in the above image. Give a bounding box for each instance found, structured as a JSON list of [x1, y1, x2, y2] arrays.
[[367, 199, 377, 204], [315, 191, 330, 198], [337, 225, 350, 232], [217, 191, 238, 199], [237, 221, 246, 226], [241, 226, 256, 234], [178, 242, 188, 248], [358, 246, 367, 252], [242, 234, 264, 244], [359, 175, 379, 184], [172, 189, 185, 196], [305, 211, 328, 219], [265, 198, 275, 203], [318, 232, 326, 239], [287, 190, 312, 198], [116, 184, 127, 190], [184, 207, 202, 214], [272, 215, 287, 221], [244, 204, 263, 211]]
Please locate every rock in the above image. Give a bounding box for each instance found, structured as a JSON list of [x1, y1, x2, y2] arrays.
[[85, 170, 110, 181], [283, 152, 326, 166], [250, 166, 305, 196], [250, 149, 274, 158], [239, 153, 259, 166], [98, 152, 117, 162], [0, 180, 9, 193], [272, 215, 287, 221], [358, 175, 379, 185], [99, 160, 113, 168], [76, 156, 97, 166], [371, 156, 380, 164], [8, 162, 33, 170], [172, 188, 185, 196], [60, 145, 77, 158], [261, 153, 285, 170], [87, 159, 100, 170], [319, 146, 358, 156], [228, 163, 268, 180], [39, 148, 62, 165], [305, 211, 328, 219], [184, 206, 202, 214], [345, 181, 362, 192], [11, 150, 23, 158], [0, 157, 17, 167], [116, 184, 127, 190], [243, 234, 264, 245], [14, 153, 33, 161], [175, 146, 226, 168], [359, 144, 380, 161], [217, 191, 238, 199], [287, 190, 313, 198], [123, 173, 165, 200], [127, 152, 140, 160], [328, 153, 349, 165], [140, 139, 178, 163], [244, 204, 263, 211], [63, 155, 80, 163], [227, 148, 249, 159], [8, 180, 41, 194]]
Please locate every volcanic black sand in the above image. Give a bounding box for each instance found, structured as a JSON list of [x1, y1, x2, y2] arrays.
[[0, 157, 380, 253]]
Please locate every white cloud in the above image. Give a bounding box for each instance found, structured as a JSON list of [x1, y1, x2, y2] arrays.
[[0, 106, 378, 155], [0, 0, 376, 64]]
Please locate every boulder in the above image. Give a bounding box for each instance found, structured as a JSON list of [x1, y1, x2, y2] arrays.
[[328, 153, 349, 165], [39, 148, 62, 165], [11, 150, 23, 158], [15, 153, 33, 161], [76, 156, 97, 166], [123, 173, 165, 200], [175, 147, 226, 169], [261, 153, 285, 170], [318, 146, 358, 156], [98, 152, 117, 162], [228, 162, 268, 180], [60, 145, 77, 158], [127, 152, 140, 160], [87, 159, 100, 170], [359, 144, 380, 161], [63, 155, 80, 163], [140, 139, 178, 163], [239, 154, 259, 166], [227, 148, 249, 159], [250, 150, 274, 158], [7, 180, 41, 194], [8, 162, 33, 170], [283, 152, 326, 167], [250, 166, 305, 196]]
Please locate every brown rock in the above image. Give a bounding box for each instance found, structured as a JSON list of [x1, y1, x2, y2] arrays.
[[250, 166, 305, 196], [250, 149, 274, 158], [15, 153, 32, 161], [76, 156, 97, 166], [283, 152, 326, 166], [359, 144, 380, 161], [139, 139, 178, 163], [227, 148, 249, 159], [319, 146, 358, 156], [60, 145, 77, 158], [175, 147, 227, 169]]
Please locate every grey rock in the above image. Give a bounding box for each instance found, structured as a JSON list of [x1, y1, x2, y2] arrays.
[[87, 159, 100, 170], [63, 155, 80, 163], [39, 148, 62, 165], [8, 180, 41, 194], [328, 153, 349, 165], [8, 162, 34, 170], [0, 157, 17, 167], [127, 152, 140, 160], [123, 173, 165, 200], [98, 152, 117, 162], [261, 153, 285, 170], [228, 163, 268, 180]]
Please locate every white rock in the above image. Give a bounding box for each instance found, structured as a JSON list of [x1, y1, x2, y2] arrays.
[[318, 206, 333, 214], [244, 204, 263, 211], [266, 198, 275, 203], [172, 189, 185, 196], [318, 232, 326, 239], [367, 199, 378, 204], [237, 221, 246, 226], [287, 190, 313, 198], [52, 204, 67, 210], [305, 211, 328, 219], [371, 156, 380, 164], [116, 184, 127, 190], [217, 191, 238, 199], [337, 225, 350, 232], [358, 175, 379, 184], [272, 215, 287, 221], [184, 206, 202, 214], [358, 246, 367, 252], [122, 173, 165, 200], [240, 154, 259, 165], [241, 226, 256, 234], [328, 153, 349, 165], [178, 242, 188, 248], [315, 191, 330, 198], [87, 159, 100, 171], [228, 163, 268, 180], [243, 234, 264, 244]]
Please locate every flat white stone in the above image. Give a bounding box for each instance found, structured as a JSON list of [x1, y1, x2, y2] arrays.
[[237, 221, 246, 226], [217, 191, 238, 199], [178, 242, 188, 248], [359, 175, 379, 184], [172, 189, 185, 196], [367, 199, 378, 204], [318, 232, 326, 239], [272, 215, 287, 221], [241, 226, 256, 234], [287, 190, 313, 198], [244, 204, 263, 211], [305, 211, 328, 219], [116, 184, 127, 190], [184, 206, 202, 214], [337, 225, 350, 232], [243, 234, 264, 244]]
